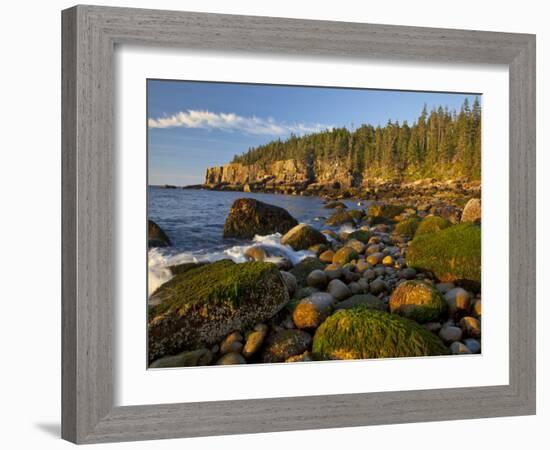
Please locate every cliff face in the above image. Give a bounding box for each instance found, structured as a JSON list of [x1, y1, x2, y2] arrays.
[[204, 159, 355, 193]]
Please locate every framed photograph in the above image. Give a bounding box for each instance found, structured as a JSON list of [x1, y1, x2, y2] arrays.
[[62, 5, 536, 444]]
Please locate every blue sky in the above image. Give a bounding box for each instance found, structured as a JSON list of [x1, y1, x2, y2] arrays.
[[148, 80, 478, 186]]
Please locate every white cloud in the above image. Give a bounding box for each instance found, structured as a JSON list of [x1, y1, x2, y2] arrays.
[[148, 109, 331, 136]]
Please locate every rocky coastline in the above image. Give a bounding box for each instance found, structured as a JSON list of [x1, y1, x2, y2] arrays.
[[147, 193, 482, 368]]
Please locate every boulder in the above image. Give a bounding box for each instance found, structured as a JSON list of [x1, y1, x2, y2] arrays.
[[461, 198, 481, 224], [415, 215, 451, 237], [332, 247, 359, 265], [334, 294, 386, 311], [261, 329, 313, 363], [325, 210, 357, 226], [389, 280, 447, 323], [312, 308, 449, 360], [406, 223, 481, 290], [281, 223, 328, 251], [223, 198, 298, 239], [444, 287, 472, 317], [292, 292, 336, 329], [148, 219, 172, 248], [148, 260, 289, 361]]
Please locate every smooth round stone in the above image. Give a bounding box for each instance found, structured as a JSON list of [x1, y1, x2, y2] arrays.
[[343, 269, 361, 283], [324, 266, 343, 280], [423, 322, 443, 333], [307, 269, 329, 289], [445, 287, 472, 317], [346, 239, 366, 254], [319, 249, 335, 263], [362, 269, 376, 281], [439, 325, 463, 344], [292, 292, 335, 329], [216, 352, 247, 365], [366, 253, 383, 265], [220, 331, 244, 355], [472, 299, 482, 317], [366, 244, 383, 255], [382, 255, 394, 266], [459, 316, 481, 339], [327, 279, 352, 301], [401, 268, 417, 279], [348, 281, 362, 294], [357, 278, 370, 292], [436, 282, 455, 294], [356, 260, 370, 273], [463, 338, 481, 354], [450, 341, 472, 355], [244, 246, 267, 261], [295, 286, 319, 299], [374, 267, 386, 277], [242, 326, 267, 358], [369, 278, 387, 295], [280, 271, 297, 296]]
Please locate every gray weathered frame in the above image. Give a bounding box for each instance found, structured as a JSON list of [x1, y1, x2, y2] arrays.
[[61, 4, 536, 444]]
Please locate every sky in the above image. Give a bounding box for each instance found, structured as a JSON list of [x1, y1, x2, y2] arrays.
[[147, 80, 479, 186]]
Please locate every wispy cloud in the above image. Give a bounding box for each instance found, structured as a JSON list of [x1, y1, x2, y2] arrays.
[[148, 110, 332, 136]]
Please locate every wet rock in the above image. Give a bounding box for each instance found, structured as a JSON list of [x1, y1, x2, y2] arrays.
[[327, 279, 352, 301], [332, 247, 359, 265], [319, 249, 335, 263], [148, 219, 172, 248], [223, 198, 298, 239], [281, 223, 328, 251]]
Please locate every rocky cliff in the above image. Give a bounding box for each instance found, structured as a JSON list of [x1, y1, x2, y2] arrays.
[[204, 159, 356, 194]]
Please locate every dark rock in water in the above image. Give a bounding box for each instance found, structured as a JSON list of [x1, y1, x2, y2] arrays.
[[406, 223, 481, 291], [312, 308, 449, 360], [148, 219, 172, 248], [261, 329, 312, 363], [281, 223, 328, 251], [324, 201, 347, 209], [223, 198, 298, 239], [148, 260, 289, 361], [325, 210, 357, 226], [290, 257, 325, 286]]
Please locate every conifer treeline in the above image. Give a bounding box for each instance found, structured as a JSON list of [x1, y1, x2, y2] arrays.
[[231, 98, 481, 181]]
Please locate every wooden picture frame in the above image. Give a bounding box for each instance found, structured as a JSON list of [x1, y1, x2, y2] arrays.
[[61, 5, 536, 443]]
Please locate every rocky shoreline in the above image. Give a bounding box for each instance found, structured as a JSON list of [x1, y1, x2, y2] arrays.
[[148, 195, 482, 367]]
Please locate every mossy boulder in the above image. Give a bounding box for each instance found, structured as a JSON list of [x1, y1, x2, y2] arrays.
[[312, 308, 449, 360], [168, 262, 207, 276], [332, 247, 359, 265], [394, 217, 421, 237], [281, 223, 328, 251], [389, 280, 447, 323], [148, 219, 172, 248], [415, 216, 452, 236], [289, 257, 325, 286], [326, 210, 357, 226], [334, 294, 386, 311], [346, 229, 371, 244], [367, 204, 405, 221], [406, 223, 481, 289], [223, 198, 298, 239], [148, 260, 289, 361]]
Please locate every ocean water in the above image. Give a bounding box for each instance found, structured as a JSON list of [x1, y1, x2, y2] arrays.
[[147, 187, 361, 295]]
